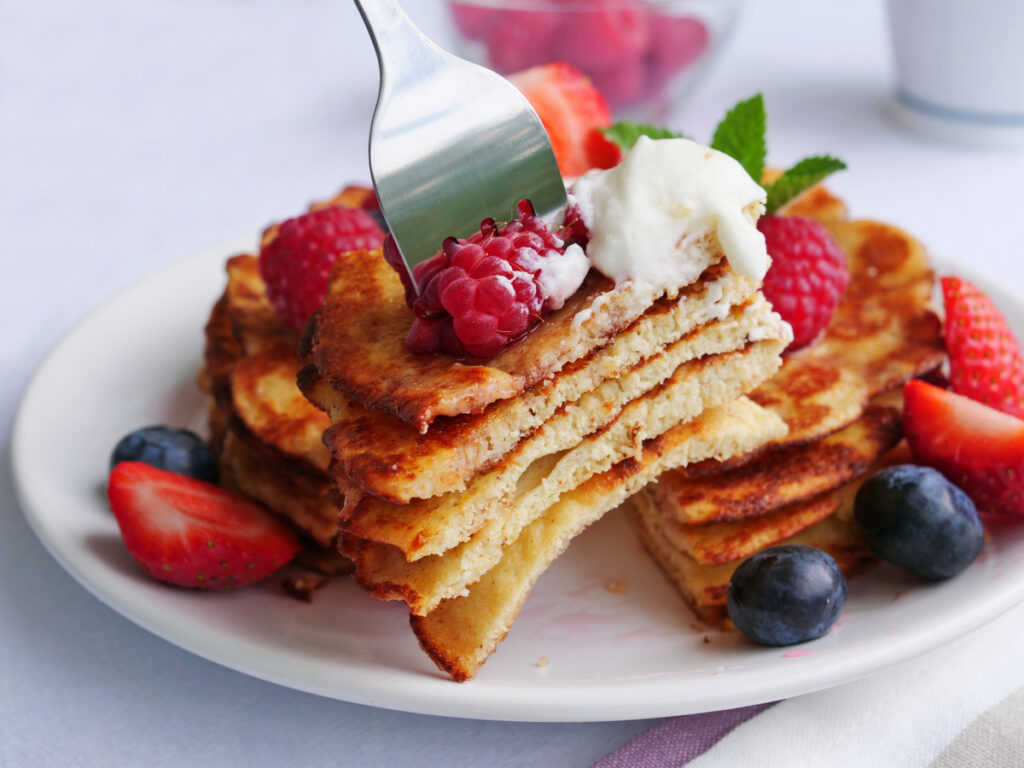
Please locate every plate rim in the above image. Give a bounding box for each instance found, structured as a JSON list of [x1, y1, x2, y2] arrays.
[[12, 241, 1024, 722]]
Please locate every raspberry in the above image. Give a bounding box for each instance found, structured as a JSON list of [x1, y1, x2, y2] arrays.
[[648, 15, 708, 86], [401, 200, 589, 358], [450, 2, 500, 41], [259, 206, 385, 332], [485, 9, 561, 74], [589, 58, 647, 110], [758, 215, 849, 350], [559, 0, 650, 71]]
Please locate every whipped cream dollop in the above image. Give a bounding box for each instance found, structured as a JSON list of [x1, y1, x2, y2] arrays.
[[571, 136, 769, 292], [537, 242, 589, 311]]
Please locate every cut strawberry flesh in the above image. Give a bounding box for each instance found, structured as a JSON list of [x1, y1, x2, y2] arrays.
[[509, 62, 614, 178], [903, 380, 1024, 517], [108, 462, 301, 589]]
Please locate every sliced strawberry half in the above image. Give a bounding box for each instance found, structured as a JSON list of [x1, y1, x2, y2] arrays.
[[903, 379, 1024, 517], [509, 62, 620, 177], [942, 276, 1024, 418], [107, 462, 301, 589]]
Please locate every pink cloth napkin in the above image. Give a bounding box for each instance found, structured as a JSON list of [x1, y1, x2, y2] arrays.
[[590, 704, 775, 768]]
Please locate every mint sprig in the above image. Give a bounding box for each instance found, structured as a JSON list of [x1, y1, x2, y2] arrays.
[[710, 94, 766, 186], [598, 93, 846, 215], [764, 155, 847, 214], [600, 122, 685, 152]]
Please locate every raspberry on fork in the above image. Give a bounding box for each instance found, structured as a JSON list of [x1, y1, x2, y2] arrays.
[[400, 199, 589, 358]]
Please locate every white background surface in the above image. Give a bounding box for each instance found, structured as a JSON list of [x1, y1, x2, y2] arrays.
[[3, 0, 1022, 765]]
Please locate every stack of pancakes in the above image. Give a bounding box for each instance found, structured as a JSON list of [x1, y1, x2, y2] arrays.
[[628, 190, 946, 625], [199, 189, 379, 574], [298, 198, 795, 680]]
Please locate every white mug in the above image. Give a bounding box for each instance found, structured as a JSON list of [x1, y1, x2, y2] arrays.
[[888, 0, 1024, 145]]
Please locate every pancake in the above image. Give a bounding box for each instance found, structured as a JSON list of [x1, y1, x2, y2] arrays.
[[648, 399, 903, 526], [205, 255, 332, 478], [200, 253, 343, 564], [218, 430, 340, 552], [748, 217, 943, 448], [307, 202, 763, 431], [202, 293, 242, 412], [410, 396, 788, 681], [771, 172, 849, 223], [652, 493, 842, 566], [340, 296, 788, 559], [231, 351, 331, 474], [344, 338, 787, 615], [621, 184, 941, 632], [629, 484, 874, 627], [223, 254, 296, 358], [303, 262, 765, 502]]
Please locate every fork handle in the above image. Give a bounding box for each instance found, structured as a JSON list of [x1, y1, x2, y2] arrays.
[[352, 0, 439, 79]]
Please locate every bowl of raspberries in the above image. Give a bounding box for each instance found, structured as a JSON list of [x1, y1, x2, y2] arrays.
[[441, 0, 746, 116]]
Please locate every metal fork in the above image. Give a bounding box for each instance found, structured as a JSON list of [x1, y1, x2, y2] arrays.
[[353, 0, 567, 288]]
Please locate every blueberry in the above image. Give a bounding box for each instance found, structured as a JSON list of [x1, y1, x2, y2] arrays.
[[854, 464, 982, 580], [727, 545, 846, 646], [110, 426, 218, 483]]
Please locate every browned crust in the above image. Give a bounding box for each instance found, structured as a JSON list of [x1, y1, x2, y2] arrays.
[[781, 184, 849, 223], [402, 398, 787, 680], [630, 497, 877, 630], [203, 292, 242, 407], [746, 217, 944, 446], [650, 403, 903, 525], [676, 494, 843, 566], [205, 256, 334, 480], [230, 352, 331, 473], [310, 242, 732, 430], [409, 613, 492, 683], [308, 262, 754, 502], [336, 533, 419, 606]]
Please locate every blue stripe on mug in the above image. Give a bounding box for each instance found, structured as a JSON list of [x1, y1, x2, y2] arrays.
[[896, 89, 1024, 127]]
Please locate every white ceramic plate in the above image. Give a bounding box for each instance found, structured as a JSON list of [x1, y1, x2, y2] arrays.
[[12, 240, 1024, 722]]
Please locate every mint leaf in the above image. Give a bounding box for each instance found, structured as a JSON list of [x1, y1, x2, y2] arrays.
[[600, 122, 685, 152], [710, 94, 766, 184], [765, 155, 847, 214]]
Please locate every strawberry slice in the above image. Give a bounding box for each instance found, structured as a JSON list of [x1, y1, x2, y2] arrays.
[[107, 462, 301, 588], [509, 62, 620, 177], [942, 276, 1024, 418], [903, 379, 1024, 517]]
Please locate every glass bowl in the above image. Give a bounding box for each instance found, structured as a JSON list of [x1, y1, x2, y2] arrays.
[[436, 0, 746, 118]]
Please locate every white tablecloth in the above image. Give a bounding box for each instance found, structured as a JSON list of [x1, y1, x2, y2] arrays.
[[3, 1, 1022, 765]]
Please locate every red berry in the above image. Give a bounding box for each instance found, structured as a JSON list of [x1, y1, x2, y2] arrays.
[[450, 2, 499, 40], [485, 10, 561, 73], [107, 462, 301, 589], [942, 276, 1024, 418], [383, 233, 421, 308], [402, 199, 588, 358], [903, 380, 1024, 517], [648, 15, 708, 85], [758, 215, 849, 350], [509, 62, 614, 177], [259, 206, 385, 332], [590, 57, 647, 110], [560, 0, 650, 71]]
